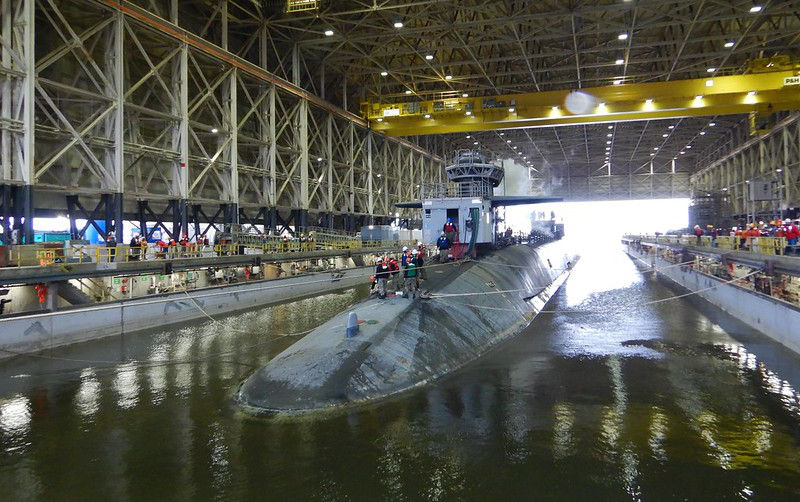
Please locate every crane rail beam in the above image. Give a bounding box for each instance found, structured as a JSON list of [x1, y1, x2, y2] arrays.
[[363, 71, 800, 136]]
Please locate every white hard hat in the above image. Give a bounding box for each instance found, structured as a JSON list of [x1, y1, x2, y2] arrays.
[[731, 226, 737, 230], [441, 231, 445, 236], [402, 246, 408, 251], [376, 257, 383, 262], [417, 241, 422, 246], [784, 219, 791, 224], [412, 249, 418, 255], [694, 225, 700, 228]]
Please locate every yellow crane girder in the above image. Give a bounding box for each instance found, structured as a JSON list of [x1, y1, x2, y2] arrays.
[[362, 70, 800, 137]]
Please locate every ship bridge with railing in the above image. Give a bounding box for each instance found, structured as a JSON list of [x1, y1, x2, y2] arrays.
[[396, 150, 562, 252]]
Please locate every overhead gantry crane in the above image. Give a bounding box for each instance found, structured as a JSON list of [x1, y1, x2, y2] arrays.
[[362, 58, 800, 137]]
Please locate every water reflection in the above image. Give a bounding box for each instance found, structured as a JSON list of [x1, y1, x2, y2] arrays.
[[0, 253, 800, 499]]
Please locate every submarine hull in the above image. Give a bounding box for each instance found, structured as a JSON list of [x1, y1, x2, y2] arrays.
[[238, 240, 577, 413]]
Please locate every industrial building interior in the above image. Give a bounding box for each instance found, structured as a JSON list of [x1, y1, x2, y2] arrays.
[[2, 1, 800, 500]]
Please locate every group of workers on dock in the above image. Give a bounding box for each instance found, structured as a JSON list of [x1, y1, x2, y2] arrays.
[[692, 219, 800, 255], [373, 242, 428, 300]]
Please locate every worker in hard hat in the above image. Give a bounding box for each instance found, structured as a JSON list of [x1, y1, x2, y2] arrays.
[[411, 248, 424, 286], [443, 218, 457, 244], [693, 225, 703, 246], [416, 242, 426, 279], [129, 233, 141, 261], [745, 223, 760, 251], [785, 218, 799, 255], [402, 250, 418, 299], [374, 257, 390, 299], [401, 245, 410, 267], [437, 231, 451, 261], [387, 254, 400, 290]]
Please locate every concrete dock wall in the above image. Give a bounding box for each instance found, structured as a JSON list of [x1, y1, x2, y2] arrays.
[[627, 247, 800, 354], [0, 267, 372, 358]]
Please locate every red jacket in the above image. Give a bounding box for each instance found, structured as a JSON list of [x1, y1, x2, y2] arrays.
[[785, 224, 799, 239]]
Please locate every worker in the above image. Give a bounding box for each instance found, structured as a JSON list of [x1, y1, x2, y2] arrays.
[[282, 234, 289, 253], [437, 231, 451, 260], [401, 245, 410, 266], [168, 236, 177, 258], [785, 219, 799, 255], [129, 233, 140, 261], [735, 226, 746, 249], [374, 257, 390, 299], [106, 231, 117, 262], [307, 232, 314, 251], [139, 233, 148, 259], [693, 225, 703, 245], [745, 223, 760, 251], [443, 218, 457, 244], [402, 252, 418, 299], [156, 238, 168, 259], [387, 255, 400, 290], [299, 233, 306, 252], [411, 248, 424, 286], [179, 233, 190, 257]]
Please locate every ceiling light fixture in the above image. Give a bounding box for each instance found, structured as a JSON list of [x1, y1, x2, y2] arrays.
[[608, 125, 613, 129], [724, 41, 735, 48], [425, 54, 434, 60], [324, 29, 334, 36], [694, 95, 703, 100], [380, 71, 388, 76], [662, 133, 668, 137], [424, 114, 431, 118], [405, 90, 412, 94], [747, 90, 756, 96], [706, 79, 714, 87], [465, 111, 471, 116], [444, 75, 453, 80], [615, 58, 624, 65], [508, 107, 515, 113], [709, 122, 716, 126], [317, 157, 323, 162], [707, 67, 716, 73], [700, 131, 706, 135], [506, 140, 511, 143], [473, 141, 478, 145], [668, 125, 674, 129], [618, 33, 628, 40], [376, 118, 383, 122], [393, 21, 404, 28], [645, 98, 653, 104], [749, 6, 763, 13], [210, 127, 218, 133], [613, 79, 622, 85], [462, 93, 469, 97]]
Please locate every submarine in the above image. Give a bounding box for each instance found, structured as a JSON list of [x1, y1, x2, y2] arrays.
[[238, 151, 577, 414]]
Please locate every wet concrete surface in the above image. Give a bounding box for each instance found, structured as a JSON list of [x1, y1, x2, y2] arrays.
[[1, 245, 800, 500]]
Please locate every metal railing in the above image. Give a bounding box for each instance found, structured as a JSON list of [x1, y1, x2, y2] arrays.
[[627, 234, 791, 256], [3, 238, 417, 268], [420, 181, 491, 199]]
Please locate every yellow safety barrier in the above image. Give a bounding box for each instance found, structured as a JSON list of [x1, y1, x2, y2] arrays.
[[631, 234, 787, 257], [2, 238, 421, 268]]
